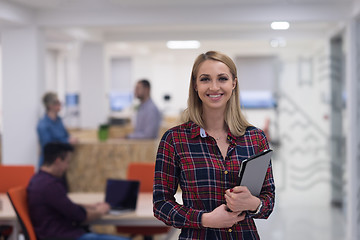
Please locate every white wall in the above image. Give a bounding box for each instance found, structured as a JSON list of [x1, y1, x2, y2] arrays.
[[275, 45, 332, 206], [79, 42, 107, 128], [1, 27, 44, 166]]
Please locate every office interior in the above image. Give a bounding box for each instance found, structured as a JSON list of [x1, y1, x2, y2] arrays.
[[0, 0, 359, 239]]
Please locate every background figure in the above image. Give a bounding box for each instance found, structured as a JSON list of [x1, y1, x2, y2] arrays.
[[153, 51, 275, 239], [127, 79, 161, 139], [37, 92, 77, 167], [27, 142, 129, 240]]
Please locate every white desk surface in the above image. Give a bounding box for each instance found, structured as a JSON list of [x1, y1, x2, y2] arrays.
[[0, 193, 16, 221], [69, 192, 180, 226], [1, 191, 181, 228], [0, 193, 19, 240]]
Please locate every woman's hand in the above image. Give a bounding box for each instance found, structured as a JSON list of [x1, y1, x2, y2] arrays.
[[225, 186, 261, 213], [201, 204, 245, 228]]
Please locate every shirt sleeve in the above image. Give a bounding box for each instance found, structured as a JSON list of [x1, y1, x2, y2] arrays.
[[43, 181, 86, 223], [249, 130, 275, 219], [58, 119, 70, 142], [153, 131, 205, 229]]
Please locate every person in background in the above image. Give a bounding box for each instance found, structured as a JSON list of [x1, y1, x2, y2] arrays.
[[153, 51, 275, 239], [27, 142, 129, 240], [37, 92, 77, 167], [127, 79, 161, 139]]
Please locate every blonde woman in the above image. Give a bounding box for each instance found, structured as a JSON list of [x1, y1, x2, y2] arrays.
[[37, 92, 77, 167], [153, 51, 275, 239]]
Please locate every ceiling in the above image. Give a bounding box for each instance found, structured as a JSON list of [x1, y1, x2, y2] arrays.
[[0, 0, 358, 48]]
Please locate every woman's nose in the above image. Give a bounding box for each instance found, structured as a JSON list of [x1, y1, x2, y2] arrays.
[[209, 80, 219, 90]]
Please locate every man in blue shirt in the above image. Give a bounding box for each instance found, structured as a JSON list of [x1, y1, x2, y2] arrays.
[[27, 142, 129, 240], [37, 92, 77, 167], [127, 79, 161, 139]]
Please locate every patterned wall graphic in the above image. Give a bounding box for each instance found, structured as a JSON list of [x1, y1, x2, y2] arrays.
[[278, 92, 330, 192], [275, 46, 333, 205]]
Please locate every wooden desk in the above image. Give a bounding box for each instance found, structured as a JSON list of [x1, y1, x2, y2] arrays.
[[69, 192, 168, 226], [0, 194, 19, 240]]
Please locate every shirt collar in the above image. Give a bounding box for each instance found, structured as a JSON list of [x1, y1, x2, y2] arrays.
[[188, 121, 237, 144], [188, 121, 202, 139], [44, 113, 60, 122]]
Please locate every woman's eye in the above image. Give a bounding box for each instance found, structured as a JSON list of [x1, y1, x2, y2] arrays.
[[219, 77, 228, 81], [200, 77, 210, 82]]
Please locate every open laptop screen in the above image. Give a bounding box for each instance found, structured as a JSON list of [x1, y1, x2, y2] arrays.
[[105, 179, 140, 211]]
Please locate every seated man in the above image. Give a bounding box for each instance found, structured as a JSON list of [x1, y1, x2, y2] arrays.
[[27, 142, 129, 240]]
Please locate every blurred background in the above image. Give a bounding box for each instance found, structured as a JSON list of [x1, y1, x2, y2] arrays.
[[0, 0, 359, 239]]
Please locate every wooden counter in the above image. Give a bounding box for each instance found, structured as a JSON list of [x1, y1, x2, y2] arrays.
[[66, 116, 181, 192], [67, 139, 160, 192]]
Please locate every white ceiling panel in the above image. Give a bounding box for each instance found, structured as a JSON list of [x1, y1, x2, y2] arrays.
[[0, 0, 356, 45]]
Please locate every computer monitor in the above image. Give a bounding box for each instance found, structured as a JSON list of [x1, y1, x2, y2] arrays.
[[109, 91, 133, 111], [240, 91, 276, 109], [65, 93, 79, 107]]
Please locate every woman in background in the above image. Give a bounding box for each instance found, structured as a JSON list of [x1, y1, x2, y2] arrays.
[[37, 92, 77, 167], [153, 51, 275, 239]]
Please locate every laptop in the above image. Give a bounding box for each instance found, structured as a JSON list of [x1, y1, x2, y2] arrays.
[[105, 178, 140, 215]]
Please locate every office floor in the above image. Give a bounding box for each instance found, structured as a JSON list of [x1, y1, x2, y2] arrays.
[[153, 202, 345, 240]]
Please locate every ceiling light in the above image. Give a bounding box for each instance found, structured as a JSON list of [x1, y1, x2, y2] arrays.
[[271, 21, 290, 30], [166, 40, 201, 49]]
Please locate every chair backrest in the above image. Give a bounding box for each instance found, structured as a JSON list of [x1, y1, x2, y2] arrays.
[[127, 162, 155, 193], [7, 186, 37, 240], [0, 165, 35, 193]]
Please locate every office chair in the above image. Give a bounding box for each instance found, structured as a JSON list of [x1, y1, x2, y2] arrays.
[[7, 186, 37, 240], [0, 165, 35, 193], [0, 165, 34, 239], [7, 186, 75, 240], [116, 162, 171, 240]]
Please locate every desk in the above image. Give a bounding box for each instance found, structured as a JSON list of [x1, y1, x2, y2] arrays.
[[0, 194, 19, 240], [0, 192, 180, 239], [69, 192, 167, 226]]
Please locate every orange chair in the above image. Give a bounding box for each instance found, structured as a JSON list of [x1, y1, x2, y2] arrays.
[[0, 165, 34, 239], [116, 162, 170, 240], [0, 165, 35, 193], [7, 186, 37, 240]]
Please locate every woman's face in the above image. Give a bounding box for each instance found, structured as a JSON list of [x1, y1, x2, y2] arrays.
[[49, 99, 61, 114], [194, 60, 236, 112]]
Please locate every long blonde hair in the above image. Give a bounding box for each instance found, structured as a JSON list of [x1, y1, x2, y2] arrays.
[[182, 51, 251, 136]]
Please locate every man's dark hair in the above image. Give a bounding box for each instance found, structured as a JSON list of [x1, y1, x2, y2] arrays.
[[43, 142, 74, 166], [139, 79, 151, 89]]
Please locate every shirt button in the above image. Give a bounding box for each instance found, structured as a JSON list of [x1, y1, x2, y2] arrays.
[[228, 229, 232, 232], [224, 170, 228, 175]]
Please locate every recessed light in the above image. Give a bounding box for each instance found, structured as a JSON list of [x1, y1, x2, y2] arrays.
[[271, 21, 290, 30], [166, 40, 201, 49]]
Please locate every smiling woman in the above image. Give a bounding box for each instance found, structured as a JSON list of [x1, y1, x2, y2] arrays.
[[153, 51, 275, 240]]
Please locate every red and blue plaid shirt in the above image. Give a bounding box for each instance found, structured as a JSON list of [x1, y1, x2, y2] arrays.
[[153, 121, 275, 239]]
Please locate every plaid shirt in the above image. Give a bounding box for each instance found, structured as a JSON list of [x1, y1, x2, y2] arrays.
[[153, 121, 275, 240]]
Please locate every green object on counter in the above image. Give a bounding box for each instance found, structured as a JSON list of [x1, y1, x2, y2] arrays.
[[98, 124, 109, 141]]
